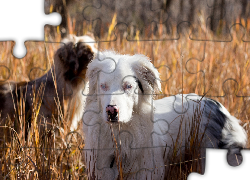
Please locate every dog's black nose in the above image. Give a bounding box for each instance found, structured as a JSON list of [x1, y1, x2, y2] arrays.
[[106, 105, 119, 122]]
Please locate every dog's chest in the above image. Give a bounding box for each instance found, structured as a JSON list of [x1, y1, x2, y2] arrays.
[[98, 123, 155, 171]]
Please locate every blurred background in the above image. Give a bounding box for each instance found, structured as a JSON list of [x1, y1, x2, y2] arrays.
[[45, 0, 250, 39]]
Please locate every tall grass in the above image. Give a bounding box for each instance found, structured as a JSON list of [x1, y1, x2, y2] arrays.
[[0, 13, 250, 179]]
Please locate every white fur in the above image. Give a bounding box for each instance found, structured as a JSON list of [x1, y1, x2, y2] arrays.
[[64, 34, 97, 131], [83, 51, 247, 179], [70, 82, 89, 131]]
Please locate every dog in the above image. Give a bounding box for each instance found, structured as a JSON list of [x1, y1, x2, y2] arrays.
[[83, 51, 247, 179], [0, 34, 97, 142]]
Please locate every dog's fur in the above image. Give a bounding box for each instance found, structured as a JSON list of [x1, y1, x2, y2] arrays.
[[0, 35, 96, 141], [83, 51, 247, 179]]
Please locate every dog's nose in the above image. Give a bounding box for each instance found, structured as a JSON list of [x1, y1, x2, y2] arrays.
[[106, 105, 119, 122]]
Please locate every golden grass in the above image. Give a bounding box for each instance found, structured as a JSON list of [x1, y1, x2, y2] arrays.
[[0, 14, 250, 179]]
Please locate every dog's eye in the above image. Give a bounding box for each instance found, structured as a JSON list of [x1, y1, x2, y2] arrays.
[[100, 83, 108, 91], [126, 84, 132, 89], [124, 84, 132, 90]]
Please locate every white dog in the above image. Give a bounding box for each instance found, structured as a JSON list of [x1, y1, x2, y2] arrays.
[[83, 51, 247, 179]]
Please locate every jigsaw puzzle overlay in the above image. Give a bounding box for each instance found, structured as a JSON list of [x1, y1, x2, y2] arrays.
[[0, 0, 249, 179], [188, 149, 250, 180]]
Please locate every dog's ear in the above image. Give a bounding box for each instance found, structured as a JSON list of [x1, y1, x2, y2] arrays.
[[55, 40, 95, 82], [75, 42, 94, 65], [55, 42, 79, 81], [59, 35, 96, 73], [56, 42, 71, 64], [132, 55, 161, 94]]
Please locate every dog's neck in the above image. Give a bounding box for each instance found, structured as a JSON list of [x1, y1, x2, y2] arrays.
[[45, 65, 86, 99]]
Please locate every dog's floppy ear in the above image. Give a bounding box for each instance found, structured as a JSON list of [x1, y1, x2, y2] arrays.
[[59, 34, 96, 65], [132, 54, 161, 94], [55, 37, 95, 82], [74, 42, 94, 74], [56, 42, 71, 63], [75, 42, 94, 64]]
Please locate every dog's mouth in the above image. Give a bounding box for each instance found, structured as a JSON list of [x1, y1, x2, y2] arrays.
[[106, 111, 119, 123]]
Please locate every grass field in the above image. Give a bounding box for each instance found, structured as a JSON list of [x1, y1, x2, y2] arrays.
[[0, 14, 250, 179]]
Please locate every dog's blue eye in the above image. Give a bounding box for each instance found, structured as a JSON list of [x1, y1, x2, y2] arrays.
[[101, 84, 106, 90], [125, 84, 132, 89]]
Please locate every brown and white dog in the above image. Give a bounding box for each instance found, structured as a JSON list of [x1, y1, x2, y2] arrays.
[[0, 35, 97, 141]]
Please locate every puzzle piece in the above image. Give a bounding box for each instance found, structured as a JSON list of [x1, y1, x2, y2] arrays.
[[188, 149, 250, 180], [0, 0, 60, 58]]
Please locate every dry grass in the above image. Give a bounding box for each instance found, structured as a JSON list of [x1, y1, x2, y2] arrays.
[[0, 13, 250, 179]]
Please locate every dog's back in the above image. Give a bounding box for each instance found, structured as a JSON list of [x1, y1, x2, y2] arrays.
[[154, 94, 247, 173]]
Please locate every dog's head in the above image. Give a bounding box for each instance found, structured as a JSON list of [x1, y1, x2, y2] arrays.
[[86, 51, 161, 123], [54, 34, 97, 84]]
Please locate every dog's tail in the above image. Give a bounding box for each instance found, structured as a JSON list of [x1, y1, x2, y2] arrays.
[[203, 98, 247, 166]]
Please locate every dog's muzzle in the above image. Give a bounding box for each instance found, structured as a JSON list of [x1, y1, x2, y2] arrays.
[[106, 105, 119, 122]]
